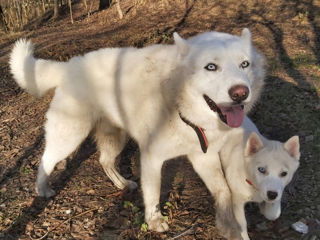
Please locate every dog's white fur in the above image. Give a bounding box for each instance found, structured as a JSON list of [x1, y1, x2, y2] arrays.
[[220, 117, 300, 240], [10, 29, 265, 237]]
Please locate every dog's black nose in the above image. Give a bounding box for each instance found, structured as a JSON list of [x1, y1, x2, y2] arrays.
[[228, 85, 249, 103], [267, 191, 278, 200]]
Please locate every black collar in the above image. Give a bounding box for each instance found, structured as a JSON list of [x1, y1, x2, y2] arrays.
[[179, 113, 208, 153]]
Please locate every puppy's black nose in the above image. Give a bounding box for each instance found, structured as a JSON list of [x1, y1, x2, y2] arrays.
[[267, 191, 278, 200], [228, 85, 249, 103]]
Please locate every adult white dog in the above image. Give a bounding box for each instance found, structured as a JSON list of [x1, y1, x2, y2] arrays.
[[220, 116, 300, 240], [10, 29, 265, 238]]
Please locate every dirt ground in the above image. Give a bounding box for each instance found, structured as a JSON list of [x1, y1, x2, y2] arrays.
[[0, 0, 319, 239]]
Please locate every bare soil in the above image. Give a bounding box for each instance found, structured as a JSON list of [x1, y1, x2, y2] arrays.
[[0, 0, 319, 239]]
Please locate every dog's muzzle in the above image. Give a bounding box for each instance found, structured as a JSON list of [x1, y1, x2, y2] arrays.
[[203, 94, 245, 128]]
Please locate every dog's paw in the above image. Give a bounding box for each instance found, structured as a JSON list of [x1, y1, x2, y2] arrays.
[[36, 185, 55, 198], [126, 180, 138, 191], [147, 215, 169, 232]]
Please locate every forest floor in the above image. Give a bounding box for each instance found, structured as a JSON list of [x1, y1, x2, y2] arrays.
[[0, 0, 319, 239]]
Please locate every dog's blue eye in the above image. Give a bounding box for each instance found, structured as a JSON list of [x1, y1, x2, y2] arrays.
[[258, 167, 266, 174], [280, 171, 287, 177], [240, 60, 250, 69], [205, 63, 218, 71]]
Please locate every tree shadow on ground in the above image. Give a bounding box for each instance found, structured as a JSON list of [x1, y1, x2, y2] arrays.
[[2, 136, 96, 239], [0, 135, 43, 189]]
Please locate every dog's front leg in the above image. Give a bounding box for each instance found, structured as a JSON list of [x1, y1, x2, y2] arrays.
[[233, 198, 250, 240], [188, 152, 241, 239], [140, 152, 168, 232]]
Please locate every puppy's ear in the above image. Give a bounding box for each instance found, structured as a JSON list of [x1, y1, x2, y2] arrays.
[[245, 132, 264, 157], [173, 32, 189, 58], [284, 136, 300, 161], [241, 28, 252, 43]]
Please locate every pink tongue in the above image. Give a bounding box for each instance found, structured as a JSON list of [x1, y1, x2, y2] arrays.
[[220, 106, 244, 128]]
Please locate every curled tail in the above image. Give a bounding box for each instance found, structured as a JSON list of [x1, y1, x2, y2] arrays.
[[10, 39, 64, 97]]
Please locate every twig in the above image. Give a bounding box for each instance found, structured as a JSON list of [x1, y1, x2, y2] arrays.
[[28, 207, 99, 240], [167, 224, 196, 240]]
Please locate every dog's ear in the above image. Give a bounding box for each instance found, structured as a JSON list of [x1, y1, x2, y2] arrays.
[[173, 32, 189, 58], [284, 136, 300, 161], [245, 132, 264, 157], [241, 28, 252, 43]]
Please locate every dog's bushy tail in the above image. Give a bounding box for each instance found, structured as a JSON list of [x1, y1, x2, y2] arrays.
[[10, 39, 64, 97]]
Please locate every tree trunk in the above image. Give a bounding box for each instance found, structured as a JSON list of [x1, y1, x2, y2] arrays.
[[99, 0, 110, 10], [116, 0, 123, 19], [42, 0, 46, 12], [53, 0, 59, 19], [68, 0, 73, 24]]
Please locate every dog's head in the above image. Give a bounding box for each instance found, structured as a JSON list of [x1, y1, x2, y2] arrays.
[[172, 29, 265, 129], [244, 132, 300, 203]]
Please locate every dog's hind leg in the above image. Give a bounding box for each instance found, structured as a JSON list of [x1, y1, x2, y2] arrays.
[[95, 122, 137, 191], [36, 93, 93, 198]]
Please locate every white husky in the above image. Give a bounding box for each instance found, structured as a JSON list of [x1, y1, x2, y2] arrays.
[[10, 29, 265, 237], [220, 116, 300, 240]]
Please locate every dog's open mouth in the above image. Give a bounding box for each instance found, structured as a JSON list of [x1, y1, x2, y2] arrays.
[[203, 94, 245, 128]]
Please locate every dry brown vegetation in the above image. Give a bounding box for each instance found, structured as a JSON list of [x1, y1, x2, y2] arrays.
[[0, 0, 319, 239]]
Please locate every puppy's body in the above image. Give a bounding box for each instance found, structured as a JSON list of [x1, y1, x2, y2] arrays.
[[220, 117, 300, 240], [10, 29, 265, 237]]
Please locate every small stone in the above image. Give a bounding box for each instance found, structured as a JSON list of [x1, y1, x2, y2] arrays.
[[66, 209, 71, 214], [292, 221, 308, 234]]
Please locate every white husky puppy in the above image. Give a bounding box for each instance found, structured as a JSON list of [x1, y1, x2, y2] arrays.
[[10, 29, 265, 237], [220, 116, 300, 240]]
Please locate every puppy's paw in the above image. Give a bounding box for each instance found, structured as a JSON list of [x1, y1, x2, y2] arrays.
[[147, 215, 169, 232], [259, 201, 281, 220], [36, 185, 55, 198]]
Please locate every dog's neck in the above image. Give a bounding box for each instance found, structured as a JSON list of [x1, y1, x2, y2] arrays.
[[179, 112, 208, 153]]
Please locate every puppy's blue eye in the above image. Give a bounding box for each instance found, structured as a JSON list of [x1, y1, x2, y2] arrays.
[[258, 167, 266, 174], [240, 60, 250, 69], [280, 171, 287, 177], [205, 63, 218, 71]]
